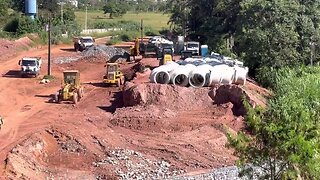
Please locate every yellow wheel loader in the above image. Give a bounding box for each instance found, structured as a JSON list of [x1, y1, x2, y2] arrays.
[[103, 63, 125, 87], [54, 70, 84, 104]]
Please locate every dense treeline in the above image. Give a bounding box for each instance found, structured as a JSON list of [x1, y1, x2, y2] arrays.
[[166, 0, 320, 77]]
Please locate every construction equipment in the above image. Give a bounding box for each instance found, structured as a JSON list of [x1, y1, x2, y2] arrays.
[[19, 57, 42, 77], [54, 70, 84, 104], [73, 36, 94, 52], [159, 47, 173, 66], [185, 41, 200, 55], [103, 63, 125, 87], [181, 50, 193, 60]]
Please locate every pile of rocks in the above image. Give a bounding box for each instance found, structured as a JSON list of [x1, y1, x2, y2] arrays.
[[93, 148, 184, 179], [81, 45, 129, 62], [54, 57, 80, 64]]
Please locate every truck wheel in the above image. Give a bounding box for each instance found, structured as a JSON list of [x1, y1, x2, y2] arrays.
[[74, 44, 79, 52], [73, 93, 78, 104]]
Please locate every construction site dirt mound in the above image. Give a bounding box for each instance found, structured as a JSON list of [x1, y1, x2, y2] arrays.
[[4, 128, 116, 179], [0, 37, 33, 62], [111, 83, 258, 133], [122, 83, 213, 110]]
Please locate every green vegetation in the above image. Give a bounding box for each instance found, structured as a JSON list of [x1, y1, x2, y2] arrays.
[[75, 10, 169, 31], [1, 1, 80, 44], [102, 0, 129, 18], [167, 0, 320, 76], [43, 74, 55, 80], [228, 67, 320, 179]]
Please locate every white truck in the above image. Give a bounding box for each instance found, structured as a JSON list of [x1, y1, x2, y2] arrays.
[[185, 41, 200, 56], [73, 36, 95, 52], [19, 57, 42, 77]]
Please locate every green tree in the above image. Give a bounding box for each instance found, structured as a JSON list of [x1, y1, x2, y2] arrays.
[[103, 0, 128, 18], [228, 67, 320, 179], [166, 0, 320, 75], [10, 0, 24, 12], [0, 0, 9, 18], [11, 0, 59, 15]]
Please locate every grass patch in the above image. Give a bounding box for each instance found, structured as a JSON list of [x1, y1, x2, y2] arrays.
[[43, 75, 55, 80], [75, 10, 170, 31]]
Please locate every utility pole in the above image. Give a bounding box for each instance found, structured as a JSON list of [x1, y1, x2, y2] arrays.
[[85, 6, 88, 31], [47, 18, 52, 76], [140, 19, 143, 42]]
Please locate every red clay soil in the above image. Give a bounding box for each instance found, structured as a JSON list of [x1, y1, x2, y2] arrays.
[[0, 37, 270, 179]]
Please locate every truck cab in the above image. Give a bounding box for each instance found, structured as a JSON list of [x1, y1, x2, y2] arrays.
[[185, 42, 200, 56], [19, 57, 42, 77], [74, 36, 95, 52]]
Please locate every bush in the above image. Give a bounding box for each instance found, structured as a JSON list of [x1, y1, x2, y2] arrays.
[[3, 16, 19, 33], [106, 36, 121, 45], [228, 66, 320, 179]]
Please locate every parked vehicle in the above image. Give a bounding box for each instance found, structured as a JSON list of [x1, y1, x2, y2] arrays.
[[19, 57, 42, 77], [73, 36, 95, 52], [185, 42, 200, 56]]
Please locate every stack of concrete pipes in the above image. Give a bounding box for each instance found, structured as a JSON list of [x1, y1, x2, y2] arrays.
[[149, 60, 248, 88]]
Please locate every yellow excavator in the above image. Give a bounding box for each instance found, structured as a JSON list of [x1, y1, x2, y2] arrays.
[[54, 70, 84, 104], [128, 38, 145, 61], [103, 63, 125, 87]]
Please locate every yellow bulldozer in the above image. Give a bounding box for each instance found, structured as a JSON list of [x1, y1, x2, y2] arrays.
[[54, 70, 84, 104], [103, 63, 125, 87]]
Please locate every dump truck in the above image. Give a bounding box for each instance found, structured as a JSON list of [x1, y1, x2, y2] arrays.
[[54, 70, 84, 104], [19, 57, 42, 77], [73, 36, 95, 52], [185, 41, 200, 56]]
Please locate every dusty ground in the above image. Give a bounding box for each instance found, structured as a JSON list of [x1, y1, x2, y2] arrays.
[[0, 37, 269, 179]]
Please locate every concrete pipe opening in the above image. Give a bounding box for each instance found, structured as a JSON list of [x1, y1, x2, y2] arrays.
[[189, 74, 206, 87], [155, 71, 170, 84], [173, 74, 189, 87]]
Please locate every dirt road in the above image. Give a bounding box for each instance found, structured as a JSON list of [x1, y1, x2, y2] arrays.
[[0, 41, 113, 172], [0, 37, 267, 179]]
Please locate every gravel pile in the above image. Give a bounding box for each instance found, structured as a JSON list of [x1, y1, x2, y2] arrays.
[[171, 165, 266, 180], [54, 57, 80, 64], [81, 45, 129, 62], [93, 148, 184, 179]]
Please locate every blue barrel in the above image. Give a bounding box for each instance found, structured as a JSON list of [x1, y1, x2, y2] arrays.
[[201, 45, 208, 57], [25, 0, 37, 19]]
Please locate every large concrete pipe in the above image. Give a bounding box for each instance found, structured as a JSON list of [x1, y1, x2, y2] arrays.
[[189, 64, 213, 88], [149, 62, 179, 84], [184, 58, 206, 66], [233, 66, 248, 85], [221, 66, 235, 84], [208, 64, 234, 85], [170, 64, 197, 87]]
